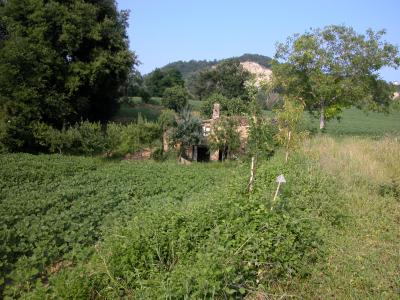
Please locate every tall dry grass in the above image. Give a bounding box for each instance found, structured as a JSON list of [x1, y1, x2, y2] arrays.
[[291, 135, 400, 299], [303, 135, 400, 187]]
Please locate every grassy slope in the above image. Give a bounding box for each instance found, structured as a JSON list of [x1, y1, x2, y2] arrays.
[[287, 136, 400, 299], [303, 107, 400, 136]]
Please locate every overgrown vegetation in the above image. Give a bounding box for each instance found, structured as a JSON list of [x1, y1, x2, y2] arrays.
[[32, 118, 161, 157], [0, 149, 353, 299]]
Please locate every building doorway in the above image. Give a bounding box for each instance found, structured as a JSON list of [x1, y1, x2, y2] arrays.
[[196, 145, 210, 162]]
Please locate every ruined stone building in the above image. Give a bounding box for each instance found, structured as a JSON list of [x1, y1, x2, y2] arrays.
[[164, 103, 249, 162]]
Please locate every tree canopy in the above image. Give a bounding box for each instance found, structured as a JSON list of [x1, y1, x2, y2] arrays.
[[191, 59, 252, 100], [272, 25, 400, 129], [144, 68, 184, 97], [162, 85, 189, 112], [0, 0, 135, 151]]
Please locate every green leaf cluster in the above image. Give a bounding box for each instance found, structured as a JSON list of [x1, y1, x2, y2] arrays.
[[192, 59, 252, 100], [161, 85, 189, 112], [0, 0, 135, 151], [144, 68, 184, 97], [200, 93, 248, 118]]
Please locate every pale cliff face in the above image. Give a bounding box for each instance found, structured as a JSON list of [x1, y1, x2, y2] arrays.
[[240, 61, 272, 86]]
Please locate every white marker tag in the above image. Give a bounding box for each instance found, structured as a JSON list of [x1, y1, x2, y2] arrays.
[[276, 174, 286, 183]]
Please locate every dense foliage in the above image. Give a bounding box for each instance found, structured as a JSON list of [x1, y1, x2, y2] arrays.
[[32, 119, 161, 157], [126, 71, 151, 103], [191, 60, 252, 100], [144, 68, 184, 97], [170, 108, 203, 158], [208, 116, 241, 161], [273, 25, 400, 129], [0, 0, 135, 151], [161, 85, 189, 112], [200, 93, 248, 118]]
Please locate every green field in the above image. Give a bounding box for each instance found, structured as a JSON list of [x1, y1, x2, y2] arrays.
[[113, 97, 204, 123], [1, 107, 399, 298], [303, 106, 400, 136], [0, 156, 242, 297]]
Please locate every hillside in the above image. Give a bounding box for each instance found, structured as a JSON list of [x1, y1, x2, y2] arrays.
[[240, 61, 272, 86], [159, 53, 272, 80]]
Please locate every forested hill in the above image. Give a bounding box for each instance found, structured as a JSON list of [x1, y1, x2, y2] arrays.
[[159, 53, 272, 80]]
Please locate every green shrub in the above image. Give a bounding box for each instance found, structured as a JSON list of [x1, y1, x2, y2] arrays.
[[104, 122, 123, 156], [162, 86, 189, 111], [140, 89, 151, 103], [75, 121, 105, 155], [33, 121, 105, 155], [32, 119, 162, 157], [33, 122, 75, 154], [116, 118, 161, 156]]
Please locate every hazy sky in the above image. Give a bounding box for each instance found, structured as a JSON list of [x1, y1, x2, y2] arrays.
[[117, 0, 400, 81]]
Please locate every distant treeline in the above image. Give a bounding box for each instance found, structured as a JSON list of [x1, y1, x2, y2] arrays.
[[159, 53, 272, 80]]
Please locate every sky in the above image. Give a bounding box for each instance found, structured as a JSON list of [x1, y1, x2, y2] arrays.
[[117, 0, 400, 81]]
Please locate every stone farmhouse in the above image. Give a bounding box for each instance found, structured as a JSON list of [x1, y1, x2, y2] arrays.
[[164, 103, 250, 162]]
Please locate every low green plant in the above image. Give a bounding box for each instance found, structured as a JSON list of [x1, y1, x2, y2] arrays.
[[20, 151, 345, 299], [0, 155, 233, 298]]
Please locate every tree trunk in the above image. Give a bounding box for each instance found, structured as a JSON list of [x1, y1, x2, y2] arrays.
[[319, 105, 325, 130]]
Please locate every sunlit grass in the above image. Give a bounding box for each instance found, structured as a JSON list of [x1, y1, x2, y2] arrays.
[[286, 135, 400, 299]]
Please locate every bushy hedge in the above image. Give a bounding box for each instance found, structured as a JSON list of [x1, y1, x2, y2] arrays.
[[32, 119, 162, 157]]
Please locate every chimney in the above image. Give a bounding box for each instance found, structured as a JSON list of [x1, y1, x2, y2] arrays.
[[212, 103, 220, 120]]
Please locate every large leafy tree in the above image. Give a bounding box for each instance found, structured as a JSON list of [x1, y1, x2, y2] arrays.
[[192, 59, 251, 100], [0, 0, 135, 151], [272, 25, 400, 130], [162, 85, 189, 112], [144, 68, 184, 97]]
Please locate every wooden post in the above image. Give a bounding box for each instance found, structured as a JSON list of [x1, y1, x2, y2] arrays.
[[273, 182, 281, 203], [285, 130, 291, 163], [271, 174, 286, 210], [247, 156, 256, 192]]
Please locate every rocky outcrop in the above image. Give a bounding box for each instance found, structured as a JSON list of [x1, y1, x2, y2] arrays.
[[240, 61, 272, 86]]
